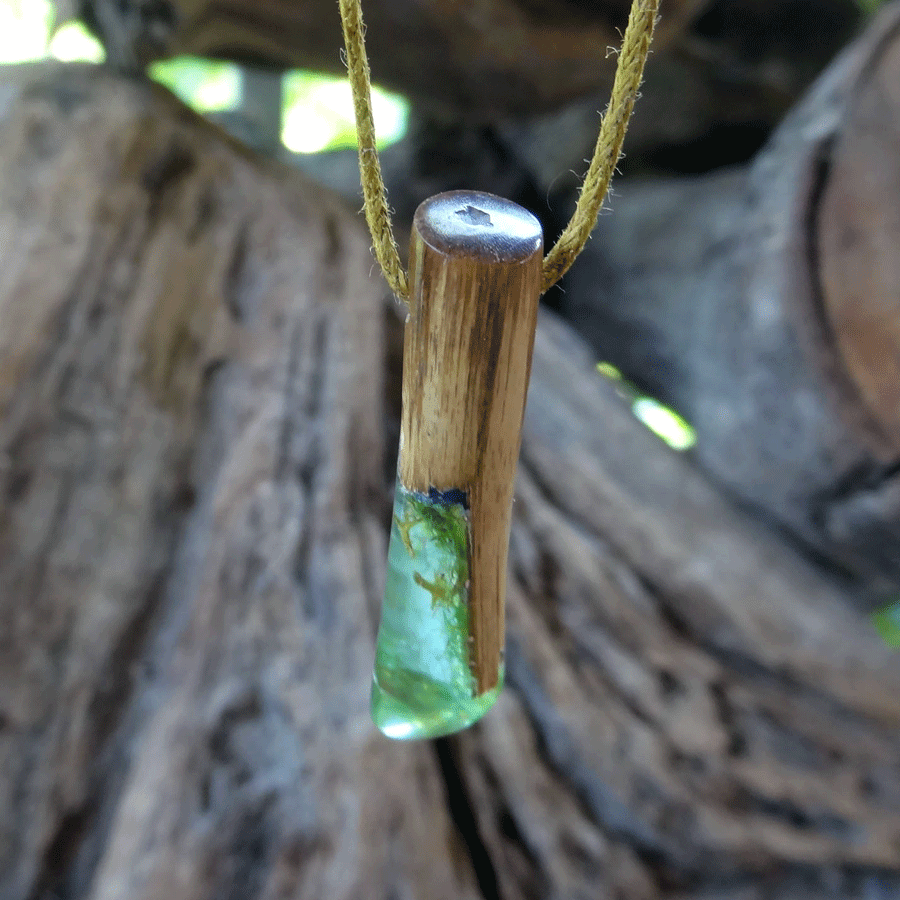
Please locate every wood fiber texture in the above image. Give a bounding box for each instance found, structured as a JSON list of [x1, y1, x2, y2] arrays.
[[401, 192, 542, 693], [563, 3, 900, 600], [0, 63, 474, 900], [0, 62, 898, 900]]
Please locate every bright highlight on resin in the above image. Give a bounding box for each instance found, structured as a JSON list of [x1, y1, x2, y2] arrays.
[[371, 485, 503, 740]]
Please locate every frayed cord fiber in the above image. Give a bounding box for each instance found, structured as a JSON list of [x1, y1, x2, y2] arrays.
[[338, 0, 660, 300]]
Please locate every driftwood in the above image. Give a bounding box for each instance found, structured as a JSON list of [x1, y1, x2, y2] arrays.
[[563, 1, 900, 600], [63, 0, 865, 152], [499, 0, 864, 189], [0, 57, 899, 900], [62, 0, 704, 118]]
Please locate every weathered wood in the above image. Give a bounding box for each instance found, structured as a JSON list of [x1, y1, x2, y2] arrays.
[[500, 0, 864, 189], [818, 26, 900, 445], [562, 1, 900, 599], [289, 0, 865, 293], [1, 61, 898, 900], [0, 62, 476, 900], [472, 309, 900, 897], [64, 0, 705, 118], [402, 191, 542, 693]]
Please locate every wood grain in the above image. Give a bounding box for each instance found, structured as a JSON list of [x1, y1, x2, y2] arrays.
[[2, 60, 899, 900], [0, 62, 479, 900], [560, 2, 900, 598], [818, 16, 900, 448], [400, 191, 542, 694]]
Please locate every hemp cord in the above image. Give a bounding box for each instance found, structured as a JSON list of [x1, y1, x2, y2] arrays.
[[338, 0, 409, 299], [338, 0, 659, 300]]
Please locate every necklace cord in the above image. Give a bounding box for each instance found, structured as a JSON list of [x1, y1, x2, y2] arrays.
[[539, 0, 659, 293], [338, 0, 409, 299], [338, 0, 660, 299]]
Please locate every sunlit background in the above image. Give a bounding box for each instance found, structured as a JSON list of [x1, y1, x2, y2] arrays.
[[0, 0, 897, 643], [0, 0, 409, 154]]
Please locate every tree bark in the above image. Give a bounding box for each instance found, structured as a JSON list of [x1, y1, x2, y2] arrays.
[[0, 61, 898, 900], [563, 1, 900, 600]]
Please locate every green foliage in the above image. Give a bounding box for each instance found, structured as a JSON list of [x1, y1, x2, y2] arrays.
[[873, 601, 900, 648], [281, 70, 407, 154], [0, 1, 104, 62], [597, 362, 696, 451], [48, 20, 104, 62], [149, 56, 240, 112], [148, 61, 408, 154], [281, 71, 358, 152], [0, 1, 408, 154], [0, 0, 53, 62]]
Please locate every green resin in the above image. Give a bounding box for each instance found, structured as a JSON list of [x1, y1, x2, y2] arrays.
[[371, 485, 503, 739]]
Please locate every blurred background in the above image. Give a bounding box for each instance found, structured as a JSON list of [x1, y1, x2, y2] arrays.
[[1, 1, 900, 898]]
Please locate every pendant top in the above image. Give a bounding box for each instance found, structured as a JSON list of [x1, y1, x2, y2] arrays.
[[414, 190, 542, 263]]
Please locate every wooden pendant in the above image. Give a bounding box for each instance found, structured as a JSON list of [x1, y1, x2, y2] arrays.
[[371, 191, 543, 739]]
